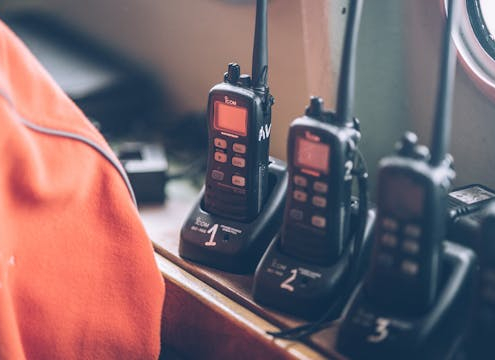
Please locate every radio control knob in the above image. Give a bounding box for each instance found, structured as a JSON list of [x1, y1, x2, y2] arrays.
[[396, 131, 418, 158], [226, 63, 241, 84], [306, 96, 324, 117], [239, 74, 251, 87]]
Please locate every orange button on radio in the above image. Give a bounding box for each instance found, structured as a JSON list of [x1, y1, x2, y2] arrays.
[[232, 157, 246, 168], [233, 143, 247, 154], [232, 175, 246, 187], [214, 138, 227, 149], [214, 151, 227, 163]]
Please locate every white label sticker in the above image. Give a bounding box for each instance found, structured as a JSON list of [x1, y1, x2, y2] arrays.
[[367, 317, 390, 343], [280, 268, 298, 292], [205, 223, 219, 247]]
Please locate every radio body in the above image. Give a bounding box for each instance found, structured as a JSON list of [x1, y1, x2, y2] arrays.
[[204, 74, 272, 222], [281, 109, 359, 265]]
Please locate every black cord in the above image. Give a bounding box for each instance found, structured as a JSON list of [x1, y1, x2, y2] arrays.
[[267, 149, 369, 341]]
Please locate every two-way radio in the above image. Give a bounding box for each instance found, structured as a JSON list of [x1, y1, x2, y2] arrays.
[[253, 0, 373, 320], [364, 0, 461, 311], [180, 0, 288, 273], [338, 1, 477, 358], [280, 0, 364, 263], [203, 0, 274, 222]]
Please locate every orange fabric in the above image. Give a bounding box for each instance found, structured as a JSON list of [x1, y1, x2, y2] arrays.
[[0, 20, 165, 359]]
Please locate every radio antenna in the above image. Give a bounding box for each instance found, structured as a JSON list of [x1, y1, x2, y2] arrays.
[[430, 0, 460, 166], [335, 0, 364, 126], [252, 0, 268, 92]]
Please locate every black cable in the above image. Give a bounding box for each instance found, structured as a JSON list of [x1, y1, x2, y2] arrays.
[[267, 149, 369, 341]]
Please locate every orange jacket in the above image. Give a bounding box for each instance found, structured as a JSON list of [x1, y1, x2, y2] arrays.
[[0, 20, 164, 359]]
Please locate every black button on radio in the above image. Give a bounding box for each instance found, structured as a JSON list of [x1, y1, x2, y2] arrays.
[[211, 170, 225, 181], [289, 208, 303, 221]]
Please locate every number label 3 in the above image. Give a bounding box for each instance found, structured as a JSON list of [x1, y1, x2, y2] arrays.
[[367, 317, 390, 343]]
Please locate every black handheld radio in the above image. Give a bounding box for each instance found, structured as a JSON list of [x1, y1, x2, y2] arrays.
[[252, 0, 369, 321], [364, 0, 459, 315], [203, 0, 274, 222], [280, 0, 363, 265]]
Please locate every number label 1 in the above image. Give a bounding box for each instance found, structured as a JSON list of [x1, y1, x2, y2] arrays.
[[205, 223, 218, 247]]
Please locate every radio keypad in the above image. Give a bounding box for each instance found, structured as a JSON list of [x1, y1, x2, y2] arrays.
[[212, 135, 247, 188], [289, 171, 330, 232], [376, 216, 423, 277]]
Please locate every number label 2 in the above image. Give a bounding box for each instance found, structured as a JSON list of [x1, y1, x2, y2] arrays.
[[280, 268, 298, 292], [344, 160, 353, 181]]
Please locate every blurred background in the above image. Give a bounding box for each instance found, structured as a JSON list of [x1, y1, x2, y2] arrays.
[[1, 0, 495, 199]]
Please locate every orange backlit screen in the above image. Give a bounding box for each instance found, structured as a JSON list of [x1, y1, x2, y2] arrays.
[[295, 137, 330, 173], [214, 101, 248, 136]]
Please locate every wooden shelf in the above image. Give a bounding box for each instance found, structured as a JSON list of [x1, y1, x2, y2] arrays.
[[140, 181, 346, 359]]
